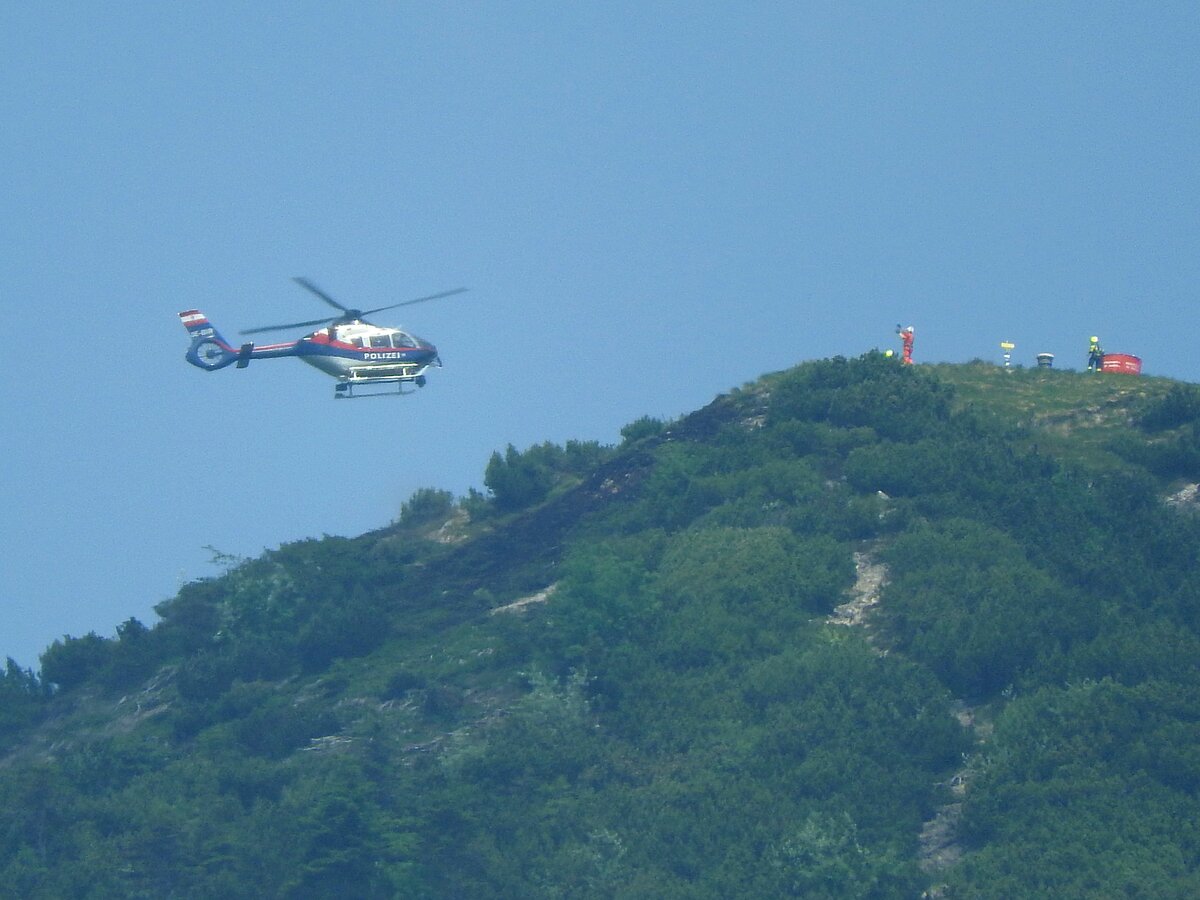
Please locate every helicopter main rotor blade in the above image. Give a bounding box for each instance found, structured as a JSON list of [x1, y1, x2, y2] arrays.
[[240, 277, 354, 334], [240, 316, 334, 336], [239, 282, 468, 335], [292, 277, 351, 313], [359, 287, 469, 317]]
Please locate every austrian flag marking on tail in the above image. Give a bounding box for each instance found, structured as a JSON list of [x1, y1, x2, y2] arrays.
[[179, 310, 210, 333]]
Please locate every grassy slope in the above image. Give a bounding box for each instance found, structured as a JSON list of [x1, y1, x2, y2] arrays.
[[932, 361, 1177, 471]]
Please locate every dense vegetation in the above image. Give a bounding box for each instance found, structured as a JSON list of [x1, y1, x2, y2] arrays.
[[4, 355, 1200, 896]]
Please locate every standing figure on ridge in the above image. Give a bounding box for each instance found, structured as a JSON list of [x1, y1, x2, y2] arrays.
[[896, 325, 915, 364], [1087, 335, 1103, 372]]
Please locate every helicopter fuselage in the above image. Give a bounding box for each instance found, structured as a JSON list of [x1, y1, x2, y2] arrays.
[[295, 322, 439, 380], [179, 311, 440, 396], [180, 278, 464, 398]]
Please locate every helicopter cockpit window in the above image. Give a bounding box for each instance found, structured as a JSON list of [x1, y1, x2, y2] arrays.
[[350, 337, 364, 348], [392, 333, 413, 348], [369, 335, 391, 349]]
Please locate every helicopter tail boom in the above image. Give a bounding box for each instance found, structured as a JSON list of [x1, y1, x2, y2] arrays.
[[179, 310, 247, 371]]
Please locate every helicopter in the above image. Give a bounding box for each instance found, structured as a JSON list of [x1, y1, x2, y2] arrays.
[[179, 277, 467, 398]]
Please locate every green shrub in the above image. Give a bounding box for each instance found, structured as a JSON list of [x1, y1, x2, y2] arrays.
[[398, 487, 455, 527], [40, 632, 112, 691]]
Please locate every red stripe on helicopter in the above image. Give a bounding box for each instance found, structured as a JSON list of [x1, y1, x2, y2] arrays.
[[311, 334, 360, 350], [253, 341, 300, 351]]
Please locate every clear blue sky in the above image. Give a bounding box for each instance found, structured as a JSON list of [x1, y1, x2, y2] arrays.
[[2, 3, 1197, 670]]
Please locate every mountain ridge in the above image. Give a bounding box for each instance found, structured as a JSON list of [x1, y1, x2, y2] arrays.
[[4, 355, 1200, 897]]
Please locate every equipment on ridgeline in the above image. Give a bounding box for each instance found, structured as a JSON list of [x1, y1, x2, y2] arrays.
[[1083, 335, 1142, 375], [178, 277, 467, 398], [1036, 353, 1054, 369], [895, 324, 915, 364], [1100, 353, 1143, 375], [1000, 341, 1015, 368]]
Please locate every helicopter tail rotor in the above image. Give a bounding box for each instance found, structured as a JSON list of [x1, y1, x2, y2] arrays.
[[180, 310, 242, 371]]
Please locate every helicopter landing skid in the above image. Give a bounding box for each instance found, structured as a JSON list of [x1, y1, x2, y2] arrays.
[[334, 375, 427, 399]]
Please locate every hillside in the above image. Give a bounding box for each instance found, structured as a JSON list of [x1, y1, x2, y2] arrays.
[[4, 354, 1200, 897]]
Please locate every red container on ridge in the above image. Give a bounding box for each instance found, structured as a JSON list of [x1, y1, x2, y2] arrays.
[[1101, 353, 1142, 375]]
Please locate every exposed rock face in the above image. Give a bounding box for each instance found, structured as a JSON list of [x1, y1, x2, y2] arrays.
[[830, 548, 989, 884], [489, 584, 558, 616], [828, 551, 887, 630], [1166, 483, 1200, 511], [919, 798, 964, 874]]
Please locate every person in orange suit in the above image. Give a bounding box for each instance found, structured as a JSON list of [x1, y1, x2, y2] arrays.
[[896, 325, 915, 364]]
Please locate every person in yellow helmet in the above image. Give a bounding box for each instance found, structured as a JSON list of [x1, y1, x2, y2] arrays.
[[1087, 336, 1103, 371]]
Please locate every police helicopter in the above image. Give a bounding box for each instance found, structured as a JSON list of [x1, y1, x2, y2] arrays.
[[179, 277, 467, 398]]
